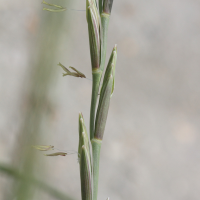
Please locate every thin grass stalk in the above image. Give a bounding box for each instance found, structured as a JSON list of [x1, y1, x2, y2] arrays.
[[100, 0, 114, 72], [98, 0, 103, 14], [91, 75, 112, 200], [86, 1, 102, 140], [90, 70, 102, 140], [92, 69, 114, 200], [90, 0, 114, 141], [91, 138, 102, 200], [92, 45, 117, 200]]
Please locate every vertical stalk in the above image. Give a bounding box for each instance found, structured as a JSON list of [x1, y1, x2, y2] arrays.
[[91, 138, 102, 200], [98, 0, 103, 14], [90, 69, 102, 140], [100, 13, 110, 72], [88, 1, 115, 200], [90, 0, 113, 140], [92, 45, 117, 200], [87, 0, 101, 141]]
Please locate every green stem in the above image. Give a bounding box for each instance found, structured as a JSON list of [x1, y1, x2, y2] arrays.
[[100, 13, 110, 72], [90, 13, 110, 141], [91, 138, 102, 200], [90, 69, 102, 140], [98, 0, 103, 14]]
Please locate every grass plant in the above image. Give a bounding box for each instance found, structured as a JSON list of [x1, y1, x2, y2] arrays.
[[44, 1, 117, 199], [79, 1, 117, 200]]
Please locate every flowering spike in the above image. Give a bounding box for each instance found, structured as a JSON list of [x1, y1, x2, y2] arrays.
[[78, 113, 91, 160], [58, 63, 86, 78], [80, 146, 92, 200], [69, 67, 86, 78], [94, 45, 117, 140], [87, 1, 101, 70]]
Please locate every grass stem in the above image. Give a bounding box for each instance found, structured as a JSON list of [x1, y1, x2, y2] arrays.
[[90, 70, 102, 140], [91, 139, 102, 200]]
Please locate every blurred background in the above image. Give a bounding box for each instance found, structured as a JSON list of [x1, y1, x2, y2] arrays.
[[0, 0, 200, 200]]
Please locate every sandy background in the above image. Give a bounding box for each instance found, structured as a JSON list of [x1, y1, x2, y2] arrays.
[[0, 0, 200, 200]]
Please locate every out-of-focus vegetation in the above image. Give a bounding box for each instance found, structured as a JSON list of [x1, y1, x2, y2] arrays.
[[0, 163, 74, 200], [0, 1, 74, 200]]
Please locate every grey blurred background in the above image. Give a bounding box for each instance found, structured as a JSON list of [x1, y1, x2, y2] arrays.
[[0, 0, 200, 200]]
